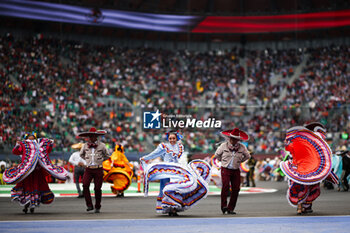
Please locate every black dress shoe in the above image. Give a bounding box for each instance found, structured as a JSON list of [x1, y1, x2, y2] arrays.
[[227, 210, 236, 215], [168, 211, 178, 216], [94, 208, 100, 213], [23, 203, 30, 214], [168, 208, 178, 216], [221, 207, 228, 214], [304, 205, 313, 214], [304, 208, 313, 214], [77, 194, 84, 198], [116, 193, 124, 198], [86, 206, 94, 211]]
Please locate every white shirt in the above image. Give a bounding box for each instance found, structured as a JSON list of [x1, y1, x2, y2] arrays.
[[90, 148, 96, 166], [227, 151, 236, 169], [69, 151, 86, 167]]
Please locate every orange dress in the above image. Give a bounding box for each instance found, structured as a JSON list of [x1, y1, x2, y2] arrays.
[[103, 145, 133, 194]]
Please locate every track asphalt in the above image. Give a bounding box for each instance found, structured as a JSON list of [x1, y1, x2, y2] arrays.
[[0, 181, 349, 232]]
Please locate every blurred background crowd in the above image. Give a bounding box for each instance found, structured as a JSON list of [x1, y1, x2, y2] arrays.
[[1, 34, 349, 158]]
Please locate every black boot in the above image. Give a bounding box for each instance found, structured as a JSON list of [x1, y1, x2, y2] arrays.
[[23, 203, 30, 214], [168, 208, 178, 216], [304, 204, 313, 213], [227, 210, 236, 215], [221, 207, 228, 214]]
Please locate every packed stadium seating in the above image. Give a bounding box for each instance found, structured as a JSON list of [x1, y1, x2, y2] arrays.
[[0, 33, 349, 156]]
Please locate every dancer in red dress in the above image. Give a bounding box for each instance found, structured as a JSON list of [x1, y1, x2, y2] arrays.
[[3, 132, 68, 213], [280, 123, 338, 214]]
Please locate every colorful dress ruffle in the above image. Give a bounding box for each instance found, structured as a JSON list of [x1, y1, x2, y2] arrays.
[[280, 126, 333, 185], [3, 139, 68, 184], [209, 155, 222, 188], [143, 160, 211, 214], [287, 180, 320, 208], [240, 161, 249, 173], [3, 139, 68, 209], [11, 167, 55, 207], [142, 142, 184, 163]]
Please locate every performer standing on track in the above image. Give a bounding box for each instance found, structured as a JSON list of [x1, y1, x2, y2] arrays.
[[335, 150, 350, 192], [140, 131, 184, 216], [79, 127, 109, 213], [143, 159, 212, 217], [280, 122, 338, 214], [247, 154, 257, 187], [3, 132, 68, 213], [214, 128, 251, 215], [103, 144, 134, 197], [69, 143, 86, 198]]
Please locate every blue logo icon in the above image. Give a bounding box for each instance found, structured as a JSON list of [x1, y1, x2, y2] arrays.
[[143, 110, 161, 129]]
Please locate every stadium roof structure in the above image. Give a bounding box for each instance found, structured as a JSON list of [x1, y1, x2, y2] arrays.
[[9, 0, 349, 16], [1, 0, 350, 34]]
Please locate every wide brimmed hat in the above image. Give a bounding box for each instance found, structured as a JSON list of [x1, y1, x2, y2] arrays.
[[304, 122, 326, 139], [335, 150, 349, 156], [221, 128, 249, 141], [304, 122, 326, 133], [71, 143, 84, 150], [78, 127, 107, 137], [280, 126, 332, 185]]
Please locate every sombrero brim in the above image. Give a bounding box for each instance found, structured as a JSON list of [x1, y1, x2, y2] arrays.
[[221, 130, 249, 141], [304, 122, 325, 131], [78, 130, 107, 137], [280, 126, 332, 185], [335, 150, 349, 156], [71, 143, 84, 150]]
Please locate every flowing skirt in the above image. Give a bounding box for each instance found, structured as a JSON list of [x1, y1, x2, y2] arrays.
[[11, 166, 54, 208], [287, 180, 320, 208]]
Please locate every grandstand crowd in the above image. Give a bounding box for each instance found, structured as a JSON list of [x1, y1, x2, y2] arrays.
[[0, 33, 349, 155]]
